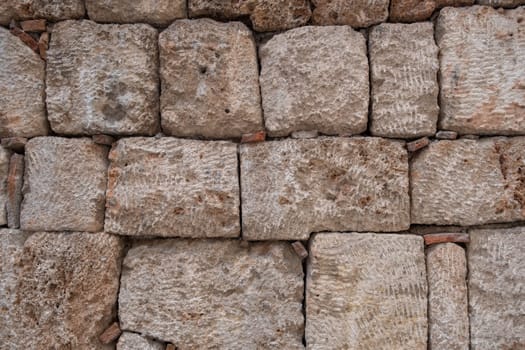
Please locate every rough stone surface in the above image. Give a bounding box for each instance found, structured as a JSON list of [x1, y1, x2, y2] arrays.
[[119, 239, 304, 349], [427, 243, 469, 350], [241, 138, 410, 240], [411, 138, 525, 225], [0, 27, 47, 138], [306, 233, 427, 349], [188, 0, 311, 32], [159, 19, 262, 139], [468, 227, 525, 350], [105, 137, 239, 238], [46, 20, 159, 136], [86, 0, 186, 25], [117, 332, 164, 350], [260, 26, 369, 137], [390, 0, 474, 22], [437, 6, 525, 135], [6, 154, 24, 229], [0, 0, 85, 25], [311, 0, 389, 27], [476, 0, 525, 7], [369, 23, 439, 138], [0, 230, 124, 349], [20, 137, 108, 232], [0, 147, 9, 226]]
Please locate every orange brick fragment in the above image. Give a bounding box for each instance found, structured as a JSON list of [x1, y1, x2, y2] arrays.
[[99, 322, 121, 344], [424, 233, 470, 246], [407, 137, 430, 152], [20, 19, 47, 33], [241, 131, 266, 143]]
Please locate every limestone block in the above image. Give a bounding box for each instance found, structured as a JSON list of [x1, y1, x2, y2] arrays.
[[260, 26, 369, 137], [476, 0, 525, 7], [20, 137, 108, 232], [117, 332, 164, 350], [411, 138, 525, 225], [390, 0, 474, 22], [427, 243, 469, 350], [0, 147, 9, 226], [0, 0, 85, 25], [437, 6, 525, 135], [240, 138, 410, 240], [119, 239, 304, 349], [86, 0, 186, 25], [0, 27, 47, 138], [369, 23, 439, 138], [159, 19, 262, 138], [105, 137, 239, 238], [468, 227, 525, 350], [6, 153, 24, 228], [46, 20, 159, 136], [311, 0, 389, 27], [306, 233, 427, 349]]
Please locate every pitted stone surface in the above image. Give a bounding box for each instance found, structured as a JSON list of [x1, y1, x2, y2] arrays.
[[117, 332, 164, 350], [105, 137, 239, 238], [20, 137, 108, 232], [437, 6, 525, 135], [311, 0, 389, 27], [0, 0, 85, 25], [390, 0, 474, 22], [306, 233, 428, 350], [427, 243, 469, 350], [188, 0, 311, 32], [468, 227, 525, 350], [119, 239, 304, 349], [240, 138, 410, 240], [46, 20, 159, 136], [0, 28, 47, 138], [159, 19, 262, 139], [369, 23, 439, 138], [476, 0, 525, 7], [411, 138, 525, 226], [259, 26, 368, 137], [0, 147, 9, 226], [0, 230, 124, 349], [86, 0, 186, 25]]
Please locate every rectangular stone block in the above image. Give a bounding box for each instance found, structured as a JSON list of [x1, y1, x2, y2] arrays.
[[260, 26, 368, 137], [117, 332, 164, 350], [86, 0, 186, 25], [311, 0, 389, 27], [369, 23, 439, 138], [46, 20, 159, 136], [411, 138, 525, 226], [20, 137, 108, 232], [0, 0, 85, 25], [6, 153, 23, 228], [105, 137, 239, 238], [468, 227, 525, 350], [476, 0, 525, 8], [241, 138, 410, 240], [390, 0, 474, 22], [306, 233, 427, 349], [119, 239, 304, 349], [437, 6, 525, 135], [159, 19, 263, 139], [0, 146, 9, 226]]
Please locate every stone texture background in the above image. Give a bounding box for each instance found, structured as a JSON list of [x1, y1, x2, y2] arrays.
[[1, 1, 524, 349]]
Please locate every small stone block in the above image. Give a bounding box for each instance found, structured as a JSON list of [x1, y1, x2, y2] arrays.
[[166, 345, 176, 350], [38, 32, 48, 60], [99, 322, 122, 344], [435, 130, 458, 140], [291, 130, 318, 139], [6, 153, 24, 229], [423, 233, 470, 246], [20, 19, 47, 32], [406, 137, 430, 152], [1, 137, 27, 153], [240, 131, 266, 143], [92, 134, 116, 146], [291, 241, 308, 259]]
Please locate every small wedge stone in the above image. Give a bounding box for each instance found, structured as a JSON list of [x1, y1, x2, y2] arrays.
[[0, 147, 10, 226]]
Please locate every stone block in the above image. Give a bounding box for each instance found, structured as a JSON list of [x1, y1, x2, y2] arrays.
[[311, 0, 389, 27], [86, 0, 186, 25], [390, 0, 474, 22], [117, 332, 164, 350], [6, 153, 23, 228], [0, 147, 9, 226], [0, 0, 84, 26]]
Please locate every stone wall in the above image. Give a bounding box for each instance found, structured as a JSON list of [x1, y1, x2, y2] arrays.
[[1, 1, 524, 349]]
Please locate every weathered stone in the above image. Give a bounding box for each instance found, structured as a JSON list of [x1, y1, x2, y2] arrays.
[[46, 20, 159, 136], [0, 27, 47, 138], [6, 154, 23, 229], [435, 130, 458, 140], [411, 138, 525, 225], [241, 138, 410, 240], [260, 26, 368, 137], [99, 322, 122, 345], [390, 0, 474, 22], [424, 233, 470, 246], [407, 137, 431, 152], [0, 230, 124, 349], [468, 227, 525, 350], [476, 0, 525, 7], [427, 243, 469, 350], [1, 137, 27, 153], [240, 131, 266, 143], [20, 19, 46, 32], [369, 23, 439, 138], [0, 147, 10, 226], [437, 6, 525, 135], [92, 134, 116, 146], [117, 332, 164, 350], [291, 241, 308, 259], [188, 0, 311, 32], [159, 19, 262, 139], [311, 0, 389, 27], [119, 239, 304, 349], [10, 26, 39, 52], [291, 130, 319, 139], [20, 137, 108, 232], [86, 0, 186, 25], [306, 233, 427, 349], [0, 0, 84, 26], [37, 31, 48, 60], [105, 137, 239, 238]]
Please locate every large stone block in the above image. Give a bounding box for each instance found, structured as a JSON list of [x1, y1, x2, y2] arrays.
[[390, 0, 474, 22], [20, 137, 108, 232], [476, 0, 525, 7], [411, 138, 525, 226], [306, 233, 427, 349], [437, 6, 525, 135], [241, 138, 410, 240], [260, 26, 369, 137], [188, 0, 311, 32], [427, 243, 469, 350], [119, 239, 304, 349], [86, 0, 186, 25], [46, 20, 159, 136], [105, 137, 239, 238], [117, 332, 164, 350], [468, 227, 525, 350], [0, 0, 85, 25], [0, 230, 124, 349], [369, 23, 439, 138], [0, 147, 9, 226], [311, 0, 389, 27], [159, 19, 262, 139], [0, 27, 47, 138]]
